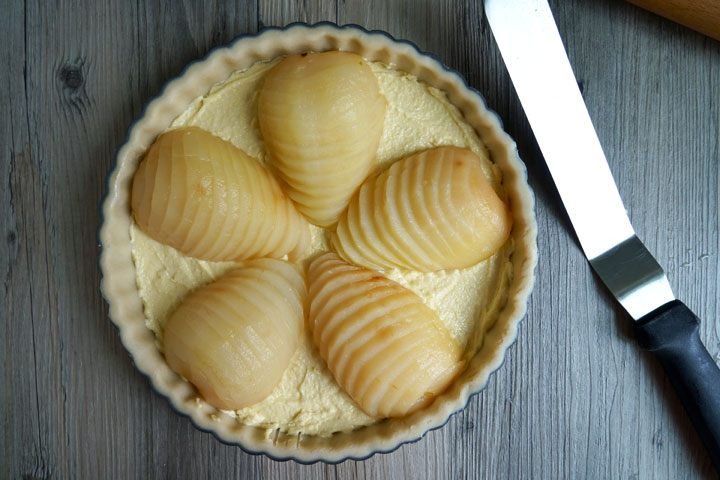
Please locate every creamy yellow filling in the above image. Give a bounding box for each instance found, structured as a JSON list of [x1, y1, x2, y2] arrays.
[[130, 58, 513, 436]]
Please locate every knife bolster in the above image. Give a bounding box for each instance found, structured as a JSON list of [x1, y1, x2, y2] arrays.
[[635, 300, 699, 350]]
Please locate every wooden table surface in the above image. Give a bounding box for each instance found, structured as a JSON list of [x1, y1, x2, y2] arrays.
[[2, 0, 719, 478]]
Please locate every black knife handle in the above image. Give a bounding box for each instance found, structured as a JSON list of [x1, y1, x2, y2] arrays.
[[634, 300, 720, 471]]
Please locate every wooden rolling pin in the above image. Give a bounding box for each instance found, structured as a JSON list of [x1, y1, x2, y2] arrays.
[[625, 0, 720, 41]]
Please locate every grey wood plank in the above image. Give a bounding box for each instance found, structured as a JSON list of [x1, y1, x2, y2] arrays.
[[259, 0, 337, 26], [2, 1, 66, 478]]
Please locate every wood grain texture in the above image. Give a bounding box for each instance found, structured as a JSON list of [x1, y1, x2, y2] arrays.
[[624, 0, 720, 41], [1, 0, 718, 478]]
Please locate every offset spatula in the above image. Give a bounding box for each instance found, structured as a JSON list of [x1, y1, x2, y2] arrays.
[[484, 0, 720, 469]]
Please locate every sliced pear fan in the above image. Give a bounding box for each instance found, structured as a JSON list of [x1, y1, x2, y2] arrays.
[[307, 253, 464, 419], [258, 51, 386, 227], [131, 127, 310, 262], [333, 146, 512, 272], [163, 258, 306, 411]]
